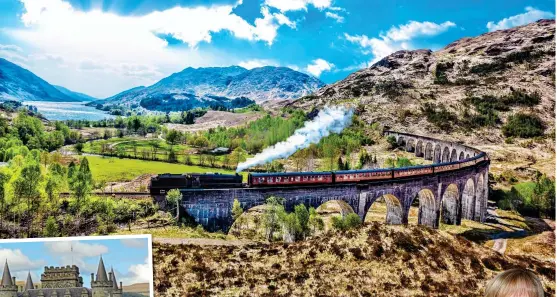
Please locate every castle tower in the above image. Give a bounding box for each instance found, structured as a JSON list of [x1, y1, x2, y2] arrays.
[[0, 261, 17, 297], [109, 268, 122, 297], [24, 272, 34, 291], [91, 257, 113, 297]]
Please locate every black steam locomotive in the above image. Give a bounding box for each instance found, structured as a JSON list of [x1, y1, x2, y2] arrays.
[[149, 173, 243, 195]]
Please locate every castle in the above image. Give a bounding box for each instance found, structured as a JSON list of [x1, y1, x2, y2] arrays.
[[0, 256, 123, 297]]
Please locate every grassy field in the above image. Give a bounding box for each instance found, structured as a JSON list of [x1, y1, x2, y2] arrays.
[[114, 226, 227, 239], [84, 155, 246, 184]]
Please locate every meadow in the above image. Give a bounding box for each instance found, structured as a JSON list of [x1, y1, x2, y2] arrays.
[[86, 155, 246, 184]]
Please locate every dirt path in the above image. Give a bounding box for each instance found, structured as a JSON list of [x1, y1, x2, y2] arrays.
[[492, 238, 507, 254], [154, 237, 254, 246], [486, 206, 527, 255]]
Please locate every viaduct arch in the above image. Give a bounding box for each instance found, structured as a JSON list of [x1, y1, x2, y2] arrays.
[[165, 131, 490, 231]]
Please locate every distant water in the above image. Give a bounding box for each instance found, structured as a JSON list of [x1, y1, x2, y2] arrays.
[[23, 101, 114, 121]]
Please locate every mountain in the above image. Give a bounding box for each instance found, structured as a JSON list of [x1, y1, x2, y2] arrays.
[[54, 85, 97, 101], [99, 66, 325, 112], [291, 19, 555, 147], [0, 58, 81, 102]]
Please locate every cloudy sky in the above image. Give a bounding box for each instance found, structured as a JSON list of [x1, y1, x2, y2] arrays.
[[0, 0, 554, 98], [0, 237, 151, 287]]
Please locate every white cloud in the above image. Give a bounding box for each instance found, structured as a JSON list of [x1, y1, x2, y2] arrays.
[[44, 241, 109, 257], [5, 0, 298, 97], [0, 44, 23, 52], [119, 257, 152, 285], [486, 7, 554, 32], [120, 239, 147, 249], [0, 248, 46, 273], [264, 0, 332, 12], [325, 11, 344, 23], [305, 58, 334, 77], [238, 59, 279, 69], [345, 20, 456, 66]]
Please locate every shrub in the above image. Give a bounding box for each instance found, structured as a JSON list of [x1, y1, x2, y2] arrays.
[[420, 103, 457, 131], [331, 213, 362, 231], [502, 113, 545, 138], [386, 136, 397, 149]]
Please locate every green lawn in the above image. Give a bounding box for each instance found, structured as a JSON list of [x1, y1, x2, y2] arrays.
[[86, 155, 246, 183], [513, 181, 536, 204]]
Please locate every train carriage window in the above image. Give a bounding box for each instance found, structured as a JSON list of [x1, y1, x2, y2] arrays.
[[318, 176, 323, 181], [296, 176, 301, 181]]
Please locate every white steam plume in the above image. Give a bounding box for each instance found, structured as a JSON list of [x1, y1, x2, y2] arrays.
[[236, 106, 354, 172]]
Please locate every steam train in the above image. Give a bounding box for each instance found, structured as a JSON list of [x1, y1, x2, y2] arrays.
[[149, 153, 488, 195]]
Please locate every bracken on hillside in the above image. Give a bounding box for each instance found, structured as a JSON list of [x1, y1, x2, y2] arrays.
[[153, 223, 555, 297]]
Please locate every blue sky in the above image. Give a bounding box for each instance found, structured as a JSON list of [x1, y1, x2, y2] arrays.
[[0, 0, 554, 98], [0, 237, 151, 287]]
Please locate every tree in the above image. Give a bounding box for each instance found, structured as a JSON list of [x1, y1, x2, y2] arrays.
[[231, 198, 245, 233], [166, 189, 182, 219], [294, 204, 310, 239], [0, 169, 11, 230], [308, 207, 324, 234], [263, 196, 285, 241], [71, 157, 94, 209], [165, 129, 181, 145], [44, 216, 59, 237], [531, 174, 555, 218], [230, 147, 247, 168], [45, 174, 64, 204], [331, 213, 362, 231], [13, 161, 42, 236], [207, 154, 217, 167], [75, 142, 84, 153]]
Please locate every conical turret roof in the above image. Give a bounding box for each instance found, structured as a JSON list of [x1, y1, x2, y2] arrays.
[[24, 272, 34, 291], [110, 267, 118, 289], [1, 260, 13, 286], [95, 256, 108, 282]]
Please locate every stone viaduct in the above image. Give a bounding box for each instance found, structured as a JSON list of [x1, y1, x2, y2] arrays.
[[171, 131, 490, 232]]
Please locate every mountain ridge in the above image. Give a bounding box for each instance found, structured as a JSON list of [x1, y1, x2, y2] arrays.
[[96, 65, 325, 112], [0, 58, 85, 102]]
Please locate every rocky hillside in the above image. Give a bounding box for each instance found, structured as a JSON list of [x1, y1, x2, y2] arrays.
[[291, 20, 555, 148], [153, 223, 555, 297], [0, 58, 84, 102], [98, 66, 324, 112]]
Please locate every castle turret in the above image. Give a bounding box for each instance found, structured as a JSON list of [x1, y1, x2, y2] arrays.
[[24, 272, 34, 291], [95, 257, 108, 283], [91, 257, 112, 297], [0, 261, 17, 297], [109, 268, 122, 297]]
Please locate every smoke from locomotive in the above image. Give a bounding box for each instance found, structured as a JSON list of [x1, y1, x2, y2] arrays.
[[236, 106, 354, 172]]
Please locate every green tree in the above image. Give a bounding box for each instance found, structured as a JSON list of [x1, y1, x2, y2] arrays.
[[231, 198, 245, 233], [308, 207, 324, 234], [13, 161, 42, 236], [294, 204, 310, 239], [166, 189, 182, 219], [0, 169, 11, 230], [71, 157, 94, 208], [44, 216, 59, 237], [263, 196, 285, 241], [230, 147, 247, 168], [165, 129, 181, 145], [532, 174, 555, 218]]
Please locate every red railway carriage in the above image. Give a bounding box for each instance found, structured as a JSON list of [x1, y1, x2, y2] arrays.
[[393, 165, 434, 178], [248, 172, 333, 187], [432, 162, 460, 174], [334, 169, 392, 183]]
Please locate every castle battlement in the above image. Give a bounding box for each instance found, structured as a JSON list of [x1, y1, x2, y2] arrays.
[[1, 257, 123, 297]]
